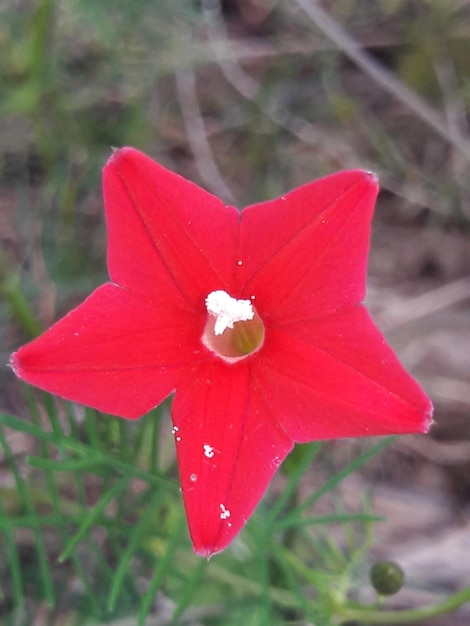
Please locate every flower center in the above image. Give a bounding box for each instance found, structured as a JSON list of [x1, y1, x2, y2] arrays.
[[202, 290, 265, 363]]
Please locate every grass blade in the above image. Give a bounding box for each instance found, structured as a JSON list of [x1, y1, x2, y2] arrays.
[[284, 437, 395, 522], [0, 426, 55, 606], [58, 476, 129, 562], [107, 487, 160, 612], [137, 515, 187, 626]]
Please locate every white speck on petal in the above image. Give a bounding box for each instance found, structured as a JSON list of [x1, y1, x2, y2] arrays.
[[203, 444, 215, 459], [205, 290, 254, 335], [172, 426, 179, 434], [175, 436, 182, 442], [237, 260, 243, 266], [219, 504, 231, 519], [190, 473, 197, 482]]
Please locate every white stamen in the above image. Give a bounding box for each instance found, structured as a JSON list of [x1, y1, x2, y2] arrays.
[[205, 290, 254, 335], [219, 504, 231, 519], [203, 444, 215, 459]]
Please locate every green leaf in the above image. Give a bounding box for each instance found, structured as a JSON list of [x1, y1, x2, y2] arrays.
[[265, 442, 322, 526], [285, 438, 395, 522], [0, 426, 55, 606], [0, 413, 54, 442], [137, 515, 187, 626], [58, 476, 129, 562], [273, 513, 383, 531], [107, 487, 161, 612]]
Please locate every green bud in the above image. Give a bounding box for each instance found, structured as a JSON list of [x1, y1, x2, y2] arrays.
[[370, 560, 405, 595]]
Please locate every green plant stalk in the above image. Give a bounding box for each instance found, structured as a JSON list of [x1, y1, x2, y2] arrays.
[[0, 499, 23, 609], [0, 269, 42, 338], [138, 516, 187, 626], [335, 586, 470, 624], [107, 489, 162, 612], [58, 476, 129, 562], [177, 549, 470, 624], [28, 393, 102, 613], [176, 550, 298, 610], [0, 412, 174, 490], [0, 427, 55, 605]]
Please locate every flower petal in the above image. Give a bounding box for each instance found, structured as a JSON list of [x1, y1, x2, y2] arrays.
[[172, 360, 292, 557], [238, 170, 378, 322], [11, 284, 207, 418], [104, 148, 240, 308], [253, 306, 432, 441]]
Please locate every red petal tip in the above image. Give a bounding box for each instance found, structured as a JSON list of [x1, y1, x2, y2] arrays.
[[106, 145, 130, 166], [193, 545, 220, 560], [9, 351, 22, 377], [358, 169, 379, 190], [422, 404, 434, 432]]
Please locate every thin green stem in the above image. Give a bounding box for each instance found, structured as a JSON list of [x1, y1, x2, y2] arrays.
[[336, 586, 470, 624], [176, 550, 300, 611], [177, 548, 470, 625], [58, 476, 129, 562], [0, 269, 42, 338], [0, 427, 55, 605]]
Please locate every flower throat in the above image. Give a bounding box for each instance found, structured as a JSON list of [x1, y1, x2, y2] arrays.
[[202, 290, 265, 363]]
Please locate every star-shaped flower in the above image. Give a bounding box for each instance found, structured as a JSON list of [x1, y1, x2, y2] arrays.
[[11, 148, 433, 557]]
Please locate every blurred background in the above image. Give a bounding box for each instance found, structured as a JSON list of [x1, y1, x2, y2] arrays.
[[1, 1, 470, 624]]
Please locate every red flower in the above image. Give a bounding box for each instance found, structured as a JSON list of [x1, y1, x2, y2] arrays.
[[11, 148, 433, 557]]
